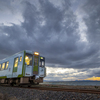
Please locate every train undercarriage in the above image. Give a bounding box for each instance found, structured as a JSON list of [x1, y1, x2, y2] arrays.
[[0, 76, 43, 86]]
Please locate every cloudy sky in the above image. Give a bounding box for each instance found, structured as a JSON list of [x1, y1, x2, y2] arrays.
[[0, 0, 100, 81]]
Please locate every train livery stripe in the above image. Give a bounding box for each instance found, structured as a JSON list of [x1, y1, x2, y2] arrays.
[[0, 76, 7, 79], [33, 55, 39, 75]]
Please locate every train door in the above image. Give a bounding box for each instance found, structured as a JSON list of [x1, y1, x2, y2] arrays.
[[33, 54, 39, 75], [24, 53, 33, 76], [13, 57, 19, 77]]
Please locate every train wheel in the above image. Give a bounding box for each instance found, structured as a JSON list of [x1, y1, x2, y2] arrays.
[[18, 84, 22, 87], [10, 83, 14, 86], [28, 84, 31, 87], [37, 82, 39, 85]]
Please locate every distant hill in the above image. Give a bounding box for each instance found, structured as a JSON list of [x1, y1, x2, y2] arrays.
[[44, 80, 100, 82], [75, 80, 100, 82]]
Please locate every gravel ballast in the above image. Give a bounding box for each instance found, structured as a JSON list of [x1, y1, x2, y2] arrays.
[[0, 86, 100, 100]]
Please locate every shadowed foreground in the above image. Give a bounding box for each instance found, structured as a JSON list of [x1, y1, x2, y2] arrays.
[[0, 85, 100, 100]]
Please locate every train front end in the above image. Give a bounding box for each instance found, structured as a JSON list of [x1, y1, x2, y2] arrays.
[[24, 51, 46, 84], [33, 52, 46, 83]]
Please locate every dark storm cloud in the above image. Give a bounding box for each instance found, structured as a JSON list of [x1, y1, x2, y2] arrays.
[[0, 0, 100, 71], [0, 0, 12, 11], [0, 0, 23, 14], [78, 0, 100, 69], [82, 0, 100, 43], [86, 68, 100, 77]]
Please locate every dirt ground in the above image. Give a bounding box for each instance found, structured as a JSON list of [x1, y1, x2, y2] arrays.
[[38, 84, 100, 90]]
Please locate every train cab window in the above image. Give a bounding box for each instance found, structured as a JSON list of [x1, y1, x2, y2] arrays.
[[25, 54, 32, 66], [14, 57, 19, 67], [1, 63, 5, 70], [39, 61, 45, 67], [39, 62, 41, 66], [0, 64, 1, 70], [5, 61, 9, 69], [40, 57, 45, 67], [42, 61, 44, 67], [20, 56, 22, 62]]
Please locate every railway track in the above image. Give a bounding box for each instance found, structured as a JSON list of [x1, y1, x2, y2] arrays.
[[1, 84, 100, 94], [29, 86, 100, 94]]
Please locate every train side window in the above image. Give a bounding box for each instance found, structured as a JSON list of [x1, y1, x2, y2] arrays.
[[14, 57, 19, 67], [0, 64, 1, 70], [1, 63, 5, 70], [5, 61, 9, 69], [13, 57, 19, 72], [20, 56, 22, 62]]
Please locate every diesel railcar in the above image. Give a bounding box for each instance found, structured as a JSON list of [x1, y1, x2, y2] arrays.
[[0, 50, 46, 85]]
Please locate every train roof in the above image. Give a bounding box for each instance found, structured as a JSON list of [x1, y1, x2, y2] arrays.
[[0, 50, 40, 62]]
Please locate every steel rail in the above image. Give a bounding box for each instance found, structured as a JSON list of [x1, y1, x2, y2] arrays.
[[29, 87, 100, 94]]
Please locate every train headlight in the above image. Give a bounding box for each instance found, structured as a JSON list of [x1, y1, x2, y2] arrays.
[[40, 57, 43, 59], [34, 52, 39, 55]]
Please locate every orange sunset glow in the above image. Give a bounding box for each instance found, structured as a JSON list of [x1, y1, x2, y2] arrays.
[[84, 76, 100, 81], [78, 76, 100, 81]]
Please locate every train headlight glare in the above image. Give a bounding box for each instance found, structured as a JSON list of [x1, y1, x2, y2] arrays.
[[25, 56, 28, 59], [40, 57, 43, 59], [34, 52, 39, 55]]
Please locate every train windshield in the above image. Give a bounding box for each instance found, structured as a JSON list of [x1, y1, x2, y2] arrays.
[[25, 53, 33, 66], [39, 57, 45, 67]]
